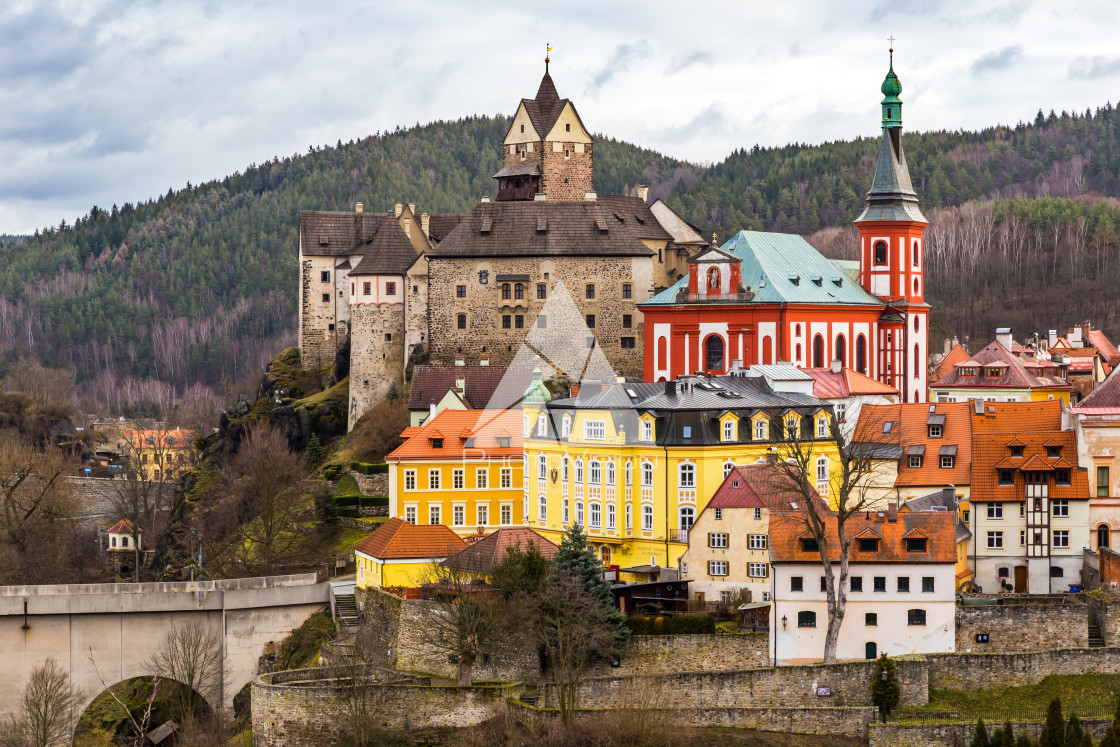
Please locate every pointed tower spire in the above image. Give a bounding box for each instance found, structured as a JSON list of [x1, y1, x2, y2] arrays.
[[855, 47, 925, 224]]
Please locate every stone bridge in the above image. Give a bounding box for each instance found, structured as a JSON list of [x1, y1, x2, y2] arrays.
[[0, 574, 329, 722]]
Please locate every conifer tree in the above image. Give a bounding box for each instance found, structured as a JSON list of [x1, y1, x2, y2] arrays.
[[305, 434, 324, 465], [1000, 721, 1015, 747], [971, 718, 990, 747], [1038, 697, 1065, 747], [553, 524, 629, 648], [871, 654, 901, 718], [1068, 715, 1085, 746]]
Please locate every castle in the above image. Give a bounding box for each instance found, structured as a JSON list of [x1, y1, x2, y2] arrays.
[[297, 59, 711, 428], [298, 52, 932, 430]]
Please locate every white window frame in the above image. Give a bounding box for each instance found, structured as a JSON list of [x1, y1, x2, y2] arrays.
[[452, 504, 465, 526], [754, 507, 762, 520], [404, 469, 417, 491], [404, 505, 417, 524], [453, 468, 464, 490], [590, 459, 601, 485], [537, 415, 547, 437], [561, 416, 571, 438], [539, 495, 548, 524], [563, 457, 569, 483], [987, 502, 1003, 520], [590, 502, 601, 528], [1053, 499, 1069, 517], [429, 505, 441, 525], [642, 504, 653, 531], [500, 468, 512, 488], [477, 504, 489, 526], [1054, 529, 1070, 548], [641, 461, 653, 487], [428, 469, 441, 490], [606, 460, 615, 486], [816, 457, 828, 483], [678, 462, 696, 488], [723, 461, 735, 479], [538, 454, 547, 479], [625, 503, 633, 530], [941, 455, 955, 469], [584, 420, 606, 441], [754, 419, 767, 440], [641, 420, 653, 442], [500, 504, 512, 525], [723, 420, 735, 442], [909, 456, 922, 468], [624, 460, 633, 486], [476, 469, 489, 490], [817, 417, 828, 438], [749, 562, 768, 578], [575, 502, 584, 526], [709, 560, 728, 576], [987, 531, 1004, 550], [607, 503, 616, 529], [575, 459, 584, 483], [709, 532, 729, 548], [749, 534, 767, 550]]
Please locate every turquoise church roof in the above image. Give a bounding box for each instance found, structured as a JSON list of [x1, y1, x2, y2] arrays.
[[641, 230, 884, 308]]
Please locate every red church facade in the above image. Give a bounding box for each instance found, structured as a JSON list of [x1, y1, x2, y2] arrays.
[[639, 55, 930, 403]]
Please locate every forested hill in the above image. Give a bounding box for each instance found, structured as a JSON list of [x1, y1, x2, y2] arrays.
[[2, 104, 1120, 413]]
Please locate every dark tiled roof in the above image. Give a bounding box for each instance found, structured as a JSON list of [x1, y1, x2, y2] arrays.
[[351, 221, 420, 275], [427, 214, 466, 242], [1077, 366, 1120, 409], [299, 210, 390, 257], [522, 72, 567, 137], [428, 196, 669, 258], [408, 365, 535, 411], [442, 528, 559, 574]]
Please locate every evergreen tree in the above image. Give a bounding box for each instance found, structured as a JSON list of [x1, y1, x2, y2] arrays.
[[1039, 697, 1065, 747], [553, 524, 630, 648], [1016, 734, 1032, 747], [1082, 731, 1094, 747], [871, 654, 901, 717], [305, 434, 324, 466], [1068, 715, 1085, 746], [1000, 722, 1015, 747], [971, 718, 990, 747]]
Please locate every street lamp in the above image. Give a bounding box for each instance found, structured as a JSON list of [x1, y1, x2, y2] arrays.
[[880, 668, 889, 723]]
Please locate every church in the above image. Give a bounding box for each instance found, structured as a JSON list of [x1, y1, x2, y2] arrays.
[[638, 53, 931, 403], [297, 57, 711, 428]]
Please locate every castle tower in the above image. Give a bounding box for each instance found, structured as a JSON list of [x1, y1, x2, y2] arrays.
[[495, 55, 593, 201], [855, 49, 929, 403]]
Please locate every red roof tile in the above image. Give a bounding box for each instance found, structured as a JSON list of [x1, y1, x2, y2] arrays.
[[804, 368, 899, 399], [932, 340, 1071, 391], [1077, 367, 1120, 410], [856, 402, 972, 487], [386, 409, 522, 462], [706, 463, 830, 513], [769, 510, 956, 564], [442, 528, 559, 574], [354, 517, 467, 561]]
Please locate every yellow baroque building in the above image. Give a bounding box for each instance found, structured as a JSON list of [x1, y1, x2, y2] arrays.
[[521, 373, 841, 577]]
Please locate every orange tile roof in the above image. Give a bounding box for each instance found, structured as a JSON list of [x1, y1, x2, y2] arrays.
[[1088, 329, 1120, 362], [706, 463, 830, 513], [932, 340, 1072, 391], [354, 517, 467, 561], [107, 519, 139, 534], [856, 402, 972, 487], [969, 401, 1087, 502], [386, 409, 522, 462], [931, 343, 971, 382], [769, 510, 956, 564], [442, 528, 559, 574], [803, 368, 899, 399]]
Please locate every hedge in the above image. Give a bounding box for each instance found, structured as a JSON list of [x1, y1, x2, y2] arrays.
[[333, 495, 389, 508], [625, 614, 716, 636], [322, 464, 344, 481], [351, 462, 388, 475]]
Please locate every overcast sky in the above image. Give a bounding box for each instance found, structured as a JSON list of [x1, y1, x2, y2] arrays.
[[3, 0, 1120, 234]]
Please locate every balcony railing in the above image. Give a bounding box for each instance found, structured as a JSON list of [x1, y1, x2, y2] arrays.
[[669, 529, 689, 543], [673, 290, 756, 304]]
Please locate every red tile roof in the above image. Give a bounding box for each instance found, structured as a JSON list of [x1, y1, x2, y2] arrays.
[[855, 402, 972, 487], [353, 517, 467, 561], [706, 463, 830, 513], [1076, 367, 1120, 410], [442, 528, 559, 574], [769, 510, 956, 564], [107, 519, 139, 534], [971, 400, 1063, 433], [931, 343, 971, 383], [386, 409, 522, 462], [932, 340, 1071, 391], [803, 368, 899, 399], [1088, 329, 1120, 363]]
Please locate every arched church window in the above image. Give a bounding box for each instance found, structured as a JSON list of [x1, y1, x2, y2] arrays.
[[913, 278, 920, 295], [856, 336, 867, 374], [912, 239, 920, 267], [705, 335, 724, 372], [874, 241, 887, 266], [796, 343, 802, 362], [835, 334, 846, 368], [795, 324, 801, 337], [812, 335, 825, 368]]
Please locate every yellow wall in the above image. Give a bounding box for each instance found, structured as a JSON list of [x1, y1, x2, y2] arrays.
[[135, 446, 195, 481], [521, 403, 840, 570], [389, 457, 524, 538], [355, 553, 433, 590]]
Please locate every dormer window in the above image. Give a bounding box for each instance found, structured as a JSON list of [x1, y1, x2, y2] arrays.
[[998, 469, 1014, 485], [641, 420, 653, 442], [882, 421, 893, 434], [497, 437, 511, 448], [1046, 445, 1062, 458], [463, 437, 475, 448], [800, 538, 819, 553], [430, 438, 443, 449], [985, 367, 1003, 377], [858, 538, 879, 552], [960, 367, 977, 376], [1009, 445, 1024, 458], [928, 425, 942, 438], [906, 538, 928, 553]]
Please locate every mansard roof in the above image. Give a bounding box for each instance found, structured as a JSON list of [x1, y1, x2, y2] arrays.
[[429, 196, 669, 258], [642, 230, 884, 307]]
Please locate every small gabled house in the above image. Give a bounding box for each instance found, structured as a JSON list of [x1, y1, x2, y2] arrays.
[[354, 518, 467, 590], [441, 527, 559, 579], [770, 508, 957, 664]]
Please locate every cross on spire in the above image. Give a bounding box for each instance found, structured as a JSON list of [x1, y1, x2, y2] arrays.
[[887, 35, 895, 65]]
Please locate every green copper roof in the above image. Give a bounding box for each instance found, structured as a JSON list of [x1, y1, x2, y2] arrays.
[[523, 364, 551, 404], [881, 64, 902, 99], [640, 231, 884, 307]]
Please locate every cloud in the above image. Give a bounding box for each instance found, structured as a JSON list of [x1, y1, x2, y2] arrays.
[[666, 50, 712, 75], [970, 45, 1023, 74], [1068, 55, 1120, 79], [587, 40, 652, 92]]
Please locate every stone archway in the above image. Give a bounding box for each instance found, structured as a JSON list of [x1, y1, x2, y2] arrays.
[[75, 675, 214, 742]]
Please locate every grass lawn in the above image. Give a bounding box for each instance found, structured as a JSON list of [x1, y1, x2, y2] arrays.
[[912, 674, 1120, 715], [332, 527, 374, 555]]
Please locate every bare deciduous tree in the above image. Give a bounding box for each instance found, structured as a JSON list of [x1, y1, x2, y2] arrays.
[[88, 650, 159, 747], [769, 409, 896, 663], [534, 571, 618, 726], [0, 658, 81, 747], [148, 618, 224, 722]]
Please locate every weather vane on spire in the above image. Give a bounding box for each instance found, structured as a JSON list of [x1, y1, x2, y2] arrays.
[[546, 43, 552, 73]]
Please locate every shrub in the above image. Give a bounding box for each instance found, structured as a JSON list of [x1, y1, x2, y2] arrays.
[[350, 462, 388, 475], [322, 464, 344, 481]]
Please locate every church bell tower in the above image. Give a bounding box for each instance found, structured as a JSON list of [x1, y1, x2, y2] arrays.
[[855, 47, 930, 403]]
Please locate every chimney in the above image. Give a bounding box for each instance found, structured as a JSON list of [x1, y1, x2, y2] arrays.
[[942, 486, 956, 506], [534, 193, 547, 201], [1070, 326, 1084, 348], [584, 191, 597, 201], [830, 359, 842, 374], [637, 185, 649, 203], [664, 380, 677, 396], [355, 202, 364, 213], [479, 353, 489, 366], [480, 196, 490, 203], [394, 203, 403, 217], [887, 502, 898, 523], [403, 217, 411, 238], [1049, 329, 1058, 348], [995, 327, 1013, 350], [454, 355, 465, 367], [407, 203, 415, 214], [944, 338, 951, 355], [420, 213, 430, 238]]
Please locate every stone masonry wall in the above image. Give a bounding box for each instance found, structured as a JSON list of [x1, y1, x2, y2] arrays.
[[428, 255, 652, 377], [588, 633, 769, 677], [545, 657, 929, 711], [348, 302, 405, 429], [1087, 593, 1120, 646], [868, 719, 1114, 747], [299, 256, 343, 370], [1102, 546, 1120, 587], [251, 668, 516, 747], [541, 144, 593, 200], [350, 471, 388, 497], [926, 647, 1120, 690], [955, 597, 1087, 653]]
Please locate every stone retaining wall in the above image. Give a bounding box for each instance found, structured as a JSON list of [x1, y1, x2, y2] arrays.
[[927, 647, 1120, 690], [955, 596, 1086, 653], [868, 718, 1113, 747], [545, 657, 928, 711], [1087, 593, 1120, 646], [351, 471, 388, 497], [588, 633, 769, 677], [251, 668, 517, 747]]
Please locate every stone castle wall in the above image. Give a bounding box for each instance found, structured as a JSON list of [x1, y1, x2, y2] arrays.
[[545, 657, 930, 711], [926, 646, 1120, 690], [348, 302, 406, 428], [541, 144, 593, 200], [427, 255, 651, 377], [868, 719, 1114, 747], [954, 596, 1087, 653], [299, 255, 344, 370], [588, 633, 769, 677]]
